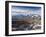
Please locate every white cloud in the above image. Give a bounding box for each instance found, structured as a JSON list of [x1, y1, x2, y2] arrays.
[[12, 9, 32, 16]]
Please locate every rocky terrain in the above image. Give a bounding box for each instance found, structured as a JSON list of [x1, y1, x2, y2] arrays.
[[12, 14, 41, 31]]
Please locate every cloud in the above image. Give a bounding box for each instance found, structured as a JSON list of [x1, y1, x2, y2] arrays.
[[12, 6, 41, 16]]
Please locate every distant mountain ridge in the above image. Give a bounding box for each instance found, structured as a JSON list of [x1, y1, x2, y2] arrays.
[[12, 14, 41, 21]]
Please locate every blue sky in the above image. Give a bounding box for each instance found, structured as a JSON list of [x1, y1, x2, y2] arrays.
[[12, 6, 41, 16]]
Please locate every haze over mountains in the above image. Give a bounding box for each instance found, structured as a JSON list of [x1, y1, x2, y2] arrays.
[[12, 14, 41, 21]]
